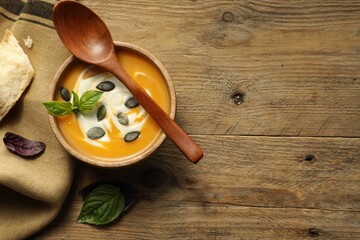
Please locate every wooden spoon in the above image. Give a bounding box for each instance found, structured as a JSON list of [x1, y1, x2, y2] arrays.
[[52, 1, 203, 163]]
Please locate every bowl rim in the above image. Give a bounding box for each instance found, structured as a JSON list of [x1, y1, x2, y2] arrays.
[[48, 41, 176, 167]]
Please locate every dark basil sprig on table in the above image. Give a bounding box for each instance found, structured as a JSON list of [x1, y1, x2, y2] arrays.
[[77, 184, 125, 225], [43, 90, 103, 116]]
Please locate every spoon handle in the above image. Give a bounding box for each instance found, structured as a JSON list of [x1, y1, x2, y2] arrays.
[[103, 55, 203, 163]]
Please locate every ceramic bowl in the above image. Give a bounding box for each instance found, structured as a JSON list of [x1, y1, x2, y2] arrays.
[[48, 42, 176, 167]]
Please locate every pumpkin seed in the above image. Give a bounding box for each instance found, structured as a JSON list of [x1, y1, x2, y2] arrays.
[[60, 87, 71, 101], [96, 81, 115, 91], [125, 97, 139, 108], [117, 112, 129, 126], [124, 131, 140, 142], [87, 127, 105, 139], [97, 105, 106, 122]]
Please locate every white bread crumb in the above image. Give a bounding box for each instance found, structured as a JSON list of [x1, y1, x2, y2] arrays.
[[23, 36, 33, 49]]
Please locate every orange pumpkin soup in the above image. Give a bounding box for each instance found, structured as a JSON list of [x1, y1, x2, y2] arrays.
[[55, 49, 171, 159]]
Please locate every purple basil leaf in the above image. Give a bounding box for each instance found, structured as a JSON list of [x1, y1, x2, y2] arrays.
[[3, 132, 46, 157]]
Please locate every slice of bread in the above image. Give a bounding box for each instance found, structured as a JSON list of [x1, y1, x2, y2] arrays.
[[0, 30, 34, 122]]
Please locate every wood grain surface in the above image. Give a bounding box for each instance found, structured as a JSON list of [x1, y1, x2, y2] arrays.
[[34, 0, 360, 239]]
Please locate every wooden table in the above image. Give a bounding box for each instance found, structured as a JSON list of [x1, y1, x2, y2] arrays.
[[34, 1, 360, 239]]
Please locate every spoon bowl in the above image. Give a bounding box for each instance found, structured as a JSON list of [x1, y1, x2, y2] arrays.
[[53, 2, 114, 63], [53, 0, 203, 163]]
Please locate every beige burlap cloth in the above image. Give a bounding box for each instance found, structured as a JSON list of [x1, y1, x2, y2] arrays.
[[0, 1, 75, 239]]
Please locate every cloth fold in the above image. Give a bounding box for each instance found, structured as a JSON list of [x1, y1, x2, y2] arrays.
[[0, 0, 75, 239]]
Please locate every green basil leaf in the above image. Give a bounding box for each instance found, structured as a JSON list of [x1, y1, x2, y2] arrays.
[[79, 90, 103, 112], [72, 91, 80, 112], [76, 184, 125, 225], [43, 101, 73, 116]]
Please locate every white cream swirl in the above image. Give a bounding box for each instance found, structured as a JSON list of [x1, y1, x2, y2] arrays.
[[74, 67, 149, 146]]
